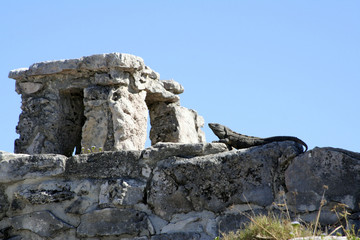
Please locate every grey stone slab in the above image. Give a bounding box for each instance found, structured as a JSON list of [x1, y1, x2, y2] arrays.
[[11, 210, 73, 237], [77, 208, 150, 238], [65, 151, 144, 180], [147, 142, 300, 220], [0, 152, 66, 183], [286, 147, 360, 213]]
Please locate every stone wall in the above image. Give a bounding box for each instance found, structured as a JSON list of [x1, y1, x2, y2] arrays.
[[5, 53, 360, 239], [1, 142, 359, 239], [9, 53, 205, 156]]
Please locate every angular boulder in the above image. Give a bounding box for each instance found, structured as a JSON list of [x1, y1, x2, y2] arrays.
[[148, 141, 303, 220], [0, 151, 66, 183], [11, 211, 73, 237], [286, 147, 360, 213], [77, 208, 151, 238], [65, 150, 145, 180]]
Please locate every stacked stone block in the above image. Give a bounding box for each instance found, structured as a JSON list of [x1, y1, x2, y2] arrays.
[[1, 143, 360, 239], [9, 53, 205, 156]]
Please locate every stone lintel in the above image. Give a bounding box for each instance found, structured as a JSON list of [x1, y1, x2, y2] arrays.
[[8, 53, 147, 80]]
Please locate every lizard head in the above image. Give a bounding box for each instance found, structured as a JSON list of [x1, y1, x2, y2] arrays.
[[208, 123, 227, 139]]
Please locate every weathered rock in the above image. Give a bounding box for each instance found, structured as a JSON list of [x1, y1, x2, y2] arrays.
[[141, 142, 228, 163], [1, 142, 359, 239], [108, 86, 148, 150], [94, 70, 130, 86], [151, 232, 202, 240], [161, 211, 217, 238], [65, 151, 145, 180], [98, 179, 146, 207], [9, 53, 145, 79], [52, 229, 78, 240], [216, 208, 268, 235], [11, 211, 73, 237], [77, 208, 151, 238], [148, 141, 302, 220], [299, 206, 339, 225], [144, 79, 179, 104], [6, 230, 43, 240], [0, 185, 9, 219], [147, 214, 169, 235], [286, 147, 360, 213], [0, 152, 66, 183], [161, 79, 184, 94], [65, 197, 92, 215], [13, 180, 75, 205], [10, 53, 205, 156], [149, 102, 206, 145], [81, 85, 148, 151], [16, 82, 43, 94], [122, 237, 150, 240], [7, 52, 360, 240]]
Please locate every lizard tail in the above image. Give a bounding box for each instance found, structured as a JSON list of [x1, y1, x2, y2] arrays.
[[264, 136, 308, 152]]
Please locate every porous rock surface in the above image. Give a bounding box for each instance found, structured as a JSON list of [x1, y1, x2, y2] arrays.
[[1, 142, 359, 239], [9, 53, 205, 156]]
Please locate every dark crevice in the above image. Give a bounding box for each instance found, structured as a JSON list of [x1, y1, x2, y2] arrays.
[[142, 169, 154, 205], [59, 88, 86, 157]]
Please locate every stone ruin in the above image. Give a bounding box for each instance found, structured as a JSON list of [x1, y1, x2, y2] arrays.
[[9, 53, 205, 156], [1, 53, 360, 239]]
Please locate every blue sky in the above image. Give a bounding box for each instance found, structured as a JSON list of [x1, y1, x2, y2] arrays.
[[0, 1, 359, 153]]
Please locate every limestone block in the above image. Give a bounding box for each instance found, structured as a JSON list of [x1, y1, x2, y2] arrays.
[[149, 102, 206, 145], [11, 210, 73, 237], [147, 214, 168, 235], [298, 206, 339, 225], [151, 232, 202, 240], [6, 230, 44, 240], [141, 142, 228, 163], [147, 142, 300, 220], [81, 86, 111, 151], [216, 208, 267, 235], [82, 85, 148, 151], [16, 82, 43, 94], [94, 70, 130, 86], [8, 53, 145, 79], [0, 152, 66, 183], [109, 86, 148, 150], [65, 197, 93, 215], [99, 179, 146, 207], [77, 208, 151, 238], [52, 229, 78, 240], [285, 147, 360, 213], [144, 79, 180, 103], [13, 180, 75, 205], [161, 79, 184, 94], [131, 65, 161, 92], [161, 211, 216, 238], [122, 237, 149, 240], [148, 169, 193, 220], [15, 96, 60, 155], [0, 185, 9, 219], [65, 151, 144, 180]]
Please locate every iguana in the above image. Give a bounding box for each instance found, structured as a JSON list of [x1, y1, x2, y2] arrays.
[[208, 123, 308, 152]]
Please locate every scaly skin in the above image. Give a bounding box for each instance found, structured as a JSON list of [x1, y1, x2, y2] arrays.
[[208, 123, 308, 152]]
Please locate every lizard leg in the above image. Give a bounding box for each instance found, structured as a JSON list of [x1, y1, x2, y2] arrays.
[[219, 138, 233, 150]]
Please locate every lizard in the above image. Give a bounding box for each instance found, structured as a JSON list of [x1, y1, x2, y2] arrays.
[[208, 123, 308, 152]]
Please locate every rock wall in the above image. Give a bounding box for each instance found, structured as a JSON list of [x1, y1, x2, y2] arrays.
[[5, 53, 360, 239], [9, 53, 205, 156], [1, 142, 359, 239]]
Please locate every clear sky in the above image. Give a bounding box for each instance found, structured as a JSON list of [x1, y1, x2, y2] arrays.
[[0, 1, 359, 153]]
